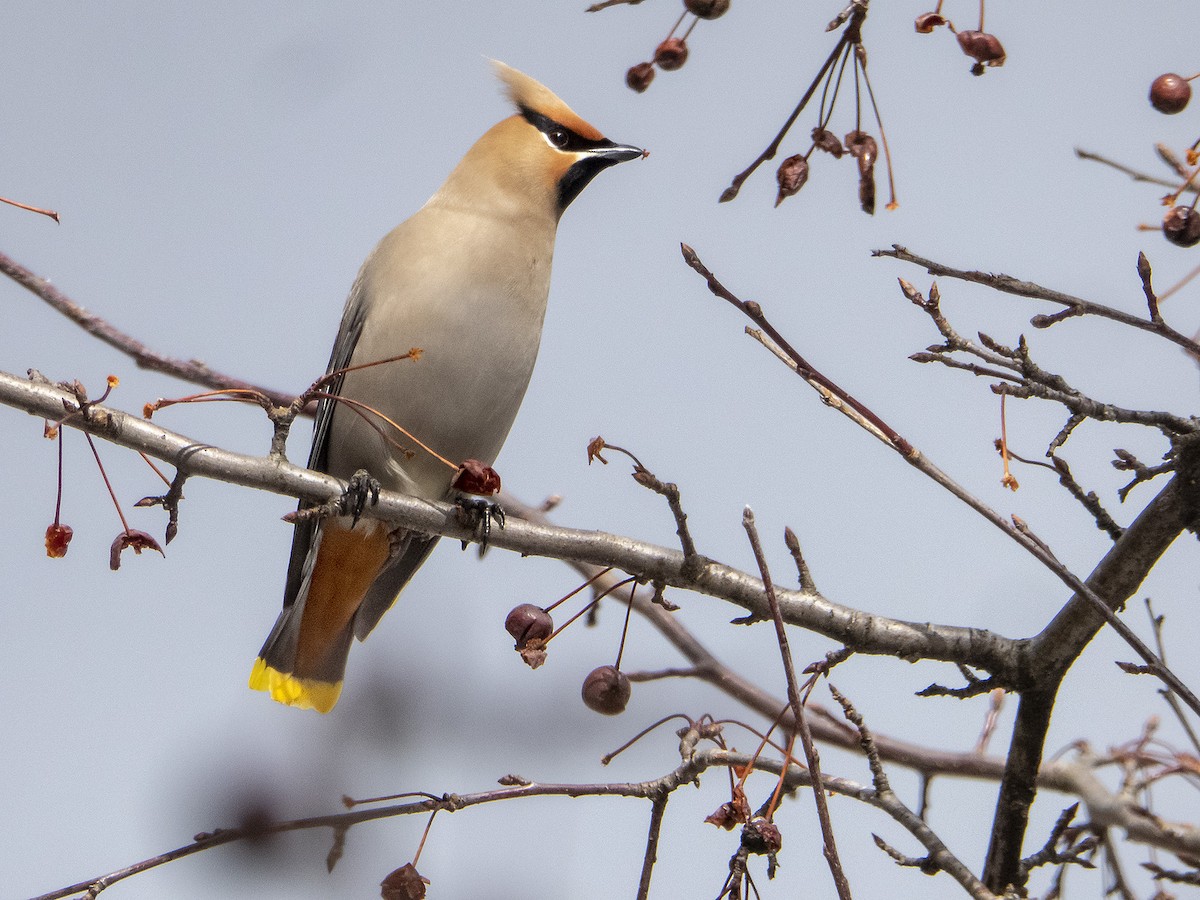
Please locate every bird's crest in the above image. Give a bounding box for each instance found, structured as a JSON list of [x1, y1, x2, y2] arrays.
[[491, 60, 604, 142]]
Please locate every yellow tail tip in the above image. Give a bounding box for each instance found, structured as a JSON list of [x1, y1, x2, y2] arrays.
[[248, 657, 342, 714]]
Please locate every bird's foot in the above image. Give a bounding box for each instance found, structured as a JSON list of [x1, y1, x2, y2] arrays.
[[456, 497, 506, 555], [340, 470, 381, 526]]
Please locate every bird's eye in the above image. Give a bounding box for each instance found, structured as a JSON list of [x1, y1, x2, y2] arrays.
[[548, 128, 570, 149]]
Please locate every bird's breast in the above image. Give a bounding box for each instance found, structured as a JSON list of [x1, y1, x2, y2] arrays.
[[324, 207, 557, 499]]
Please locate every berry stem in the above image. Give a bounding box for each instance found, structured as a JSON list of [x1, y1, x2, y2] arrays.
[[665, 8, 687, 39], [545, 566, 614, 614], [85, 431, 130, 532], [545, 575, 637, 644], [411, 810, 438, 867], [613, 583, 637, 671], [53, 425, 65, 527]]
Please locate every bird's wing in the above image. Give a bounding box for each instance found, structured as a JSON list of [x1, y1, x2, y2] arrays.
[[280, 275, 372, 612]]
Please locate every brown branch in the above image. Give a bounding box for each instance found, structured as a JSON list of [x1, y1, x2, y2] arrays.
[[0, 194, 60, 222], [874, 244, 1200, 360], [636, 792, 669, 900], [681, 247, 1200, 712], [682, 242, 914, 455], [682, 246, 1200, 893], [31, 742, 997, 900], [743, 507, 851, 899], [500, 495, 1047, 785], [1074, 146, 1194, 192], [0, 249, 298, 408]]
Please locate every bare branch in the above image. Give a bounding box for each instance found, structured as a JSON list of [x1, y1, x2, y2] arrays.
[[0, 250, 298, 407], [875, 245, 1200, 360]]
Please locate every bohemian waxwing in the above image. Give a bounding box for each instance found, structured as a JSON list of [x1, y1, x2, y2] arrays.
[[249, 62, 643, 712]]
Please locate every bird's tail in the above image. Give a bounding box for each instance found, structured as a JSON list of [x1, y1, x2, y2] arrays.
[[249, 517, 391, 713]]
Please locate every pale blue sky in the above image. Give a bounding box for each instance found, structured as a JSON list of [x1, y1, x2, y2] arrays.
[[3, 3, 1198, 898]]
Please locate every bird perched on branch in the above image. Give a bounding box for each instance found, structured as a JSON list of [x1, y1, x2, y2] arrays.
[[249, 62, 643, 712]]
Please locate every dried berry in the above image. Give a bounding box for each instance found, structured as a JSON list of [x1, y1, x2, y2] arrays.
[[450, 458, 501, 496], [505, 603, 554, 647], [858, 168, 876, 215], [1150, 73, 1191, 114], [774, 155, 810, 207], [626, 62, 655, 93], [811, 127, 844, 157], [741, 816, 783, 855], [914, 12, 947, 33], [45, 523, 73, 558], [381, 862, 429, 900], [844, 130, 878, 170], [684, 0, 730, 19], [654, 38, 688, 71], [1162, 205, 1200, 247], [582, 664, 631, 715], [956, 31, 1006, 69]]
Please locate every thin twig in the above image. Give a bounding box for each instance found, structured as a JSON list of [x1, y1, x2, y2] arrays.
[[743, 507, 852, 900], [635, 793, 669, 900], [0, 250, 298, 407], [720, 2, 867, 203], [875, 244, 1200, 360], [0, 194, 60, 222], [1074, 147, 1193, 192], [682, 248, 1200, 716]]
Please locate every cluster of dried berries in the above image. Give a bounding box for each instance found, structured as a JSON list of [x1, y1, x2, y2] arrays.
[[40, 374, 168, 568], [754, 2, 893, 214], [504, 573, 637, 715], [774, 126, 883, 214], [915, 9, 1006, 76], [624, 0, 730, 93], [1148, 72, 1200, 247]]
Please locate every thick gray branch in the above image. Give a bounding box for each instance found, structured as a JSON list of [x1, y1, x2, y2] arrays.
[[0, 368, 1019, 676]]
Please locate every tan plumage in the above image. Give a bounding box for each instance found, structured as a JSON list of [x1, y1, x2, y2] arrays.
[[249, 62, 642, 712]]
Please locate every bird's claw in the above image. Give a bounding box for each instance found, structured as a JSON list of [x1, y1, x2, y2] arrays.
[[341, 470, 381, 526], [456, 497, 506, 555]]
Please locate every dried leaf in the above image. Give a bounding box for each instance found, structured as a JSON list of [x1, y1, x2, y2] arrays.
[[109, 528, 165, 571], [705, 787, 751, 830], [518, 640, 548, 670], [914, 12, 948, 33], [586, 435, 608, 465]]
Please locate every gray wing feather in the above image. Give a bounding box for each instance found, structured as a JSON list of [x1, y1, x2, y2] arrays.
[[280, 276, 372, 612]]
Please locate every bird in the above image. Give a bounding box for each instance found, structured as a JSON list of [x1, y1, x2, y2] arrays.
[[249, 62, 643, 713]]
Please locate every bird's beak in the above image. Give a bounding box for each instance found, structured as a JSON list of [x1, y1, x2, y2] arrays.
[[589, 141, 645, 163]]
